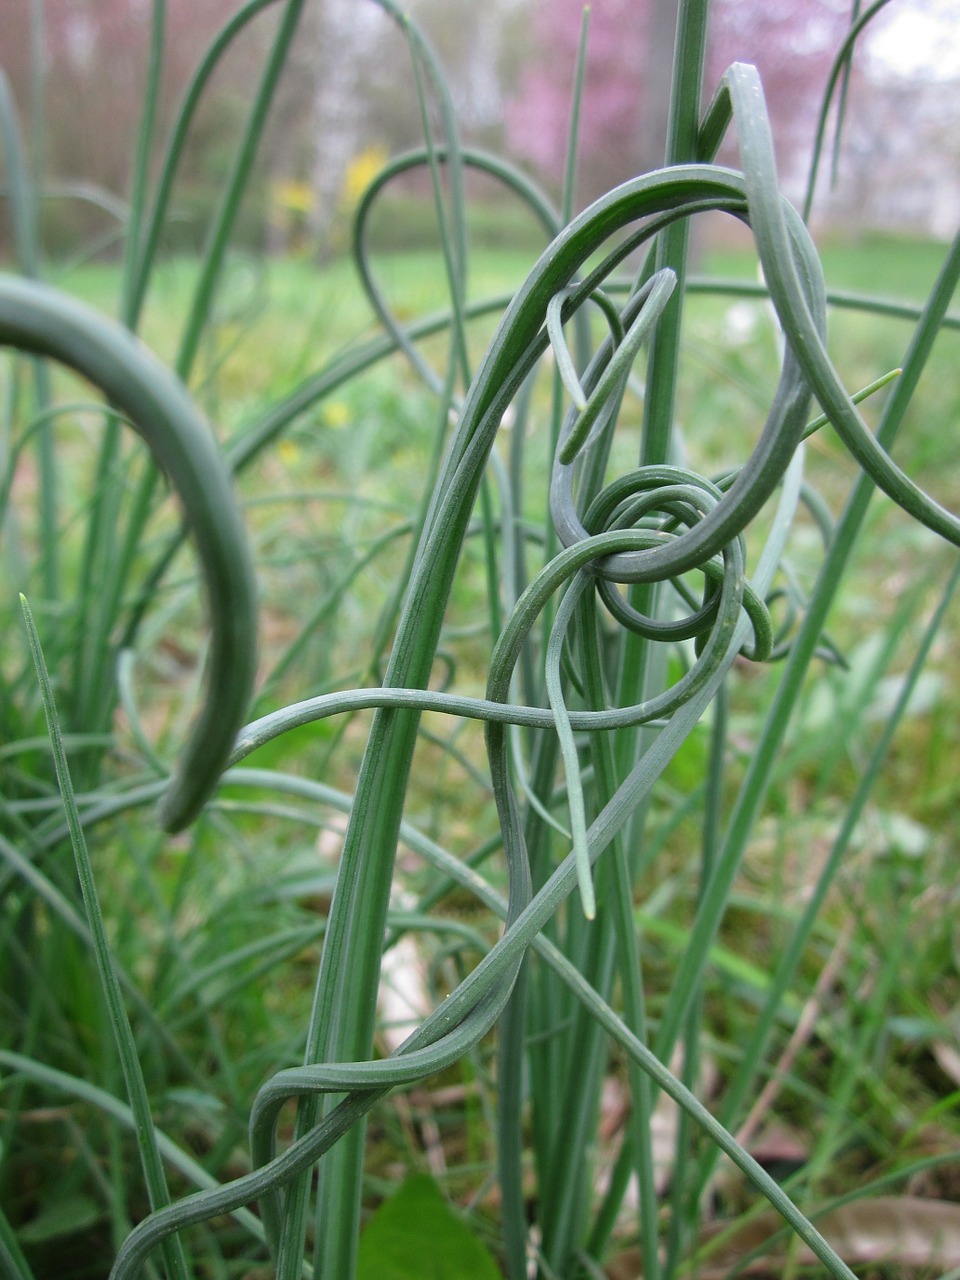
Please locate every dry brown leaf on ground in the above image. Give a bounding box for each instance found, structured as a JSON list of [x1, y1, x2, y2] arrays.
[[606, 1196, 960, 1278], [810, 1196, 960, 1269], [933, 1039, 960, 1087]]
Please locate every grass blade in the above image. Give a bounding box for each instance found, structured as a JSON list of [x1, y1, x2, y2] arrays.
[[19, 595, 190, 1280]]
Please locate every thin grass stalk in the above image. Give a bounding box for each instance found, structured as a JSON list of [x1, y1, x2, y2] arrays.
[[561, 7, 590, 226], [612, 7, 710, 1072], [489, 341, 534, 1280], [524, 194, 673, 1280], [403, 18, 470, 392], [640, 0, 709, 466], [19, 596, 190, 1280], [525, 333, 624, 1274], [829, 0, 861, 190], [69, 432, 129, 746], [510, 38, 595, 1265], [0, 76, 40, 281], [0, 72, 56, 599], [495, 953, 530, 1280], [802, 0, 892, 221], [28, 0, 44, 197], [119, 0, 164, 328], [796, 920, 904, 1215], [357, 31, 473, 687], [513, 730, 564, 1137], [537, 6, 591, 674], [0, 1201, 35, 1280], [685, 275, 960, 329], [664, 684, 727, 1274], [579, 595, 660, 1280]]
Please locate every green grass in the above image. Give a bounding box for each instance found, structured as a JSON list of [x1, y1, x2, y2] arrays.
[[2, 4, 960, 1279]]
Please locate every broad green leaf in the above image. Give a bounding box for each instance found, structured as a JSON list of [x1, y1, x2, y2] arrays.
[[356, 1176, 500, 1280], [17, 1195, 101, 1245]]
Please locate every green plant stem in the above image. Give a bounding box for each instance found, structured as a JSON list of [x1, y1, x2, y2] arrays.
[[0, 276, 258, 831], [0, 71, 56, 598], [19, 596, 190, 1280], [640, 0, 709, 467], [119, 0, 164, 327], [803, 0, 893, 220]]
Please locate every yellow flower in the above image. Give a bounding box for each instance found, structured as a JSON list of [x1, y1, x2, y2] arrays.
[[341, 145, 389, 210], [323, 401, 351, 429], [272, 180, 315, 216]]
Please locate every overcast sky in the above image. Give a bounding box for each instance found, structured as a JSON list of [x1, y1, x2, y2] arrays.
[[867, 0, 960, 79]]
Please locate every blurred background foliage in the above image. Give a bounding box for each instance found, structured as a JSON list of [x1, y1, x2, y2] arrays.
[[2, 0, 959, 262]]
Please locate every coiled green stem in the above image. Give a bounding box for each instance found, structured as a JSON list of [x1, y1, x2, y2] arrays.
[[0, 275, 257, 831]]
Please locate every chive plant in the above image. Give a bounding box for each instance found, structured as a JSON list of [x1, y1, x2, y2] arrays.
[[2, 1, 959, 1278]]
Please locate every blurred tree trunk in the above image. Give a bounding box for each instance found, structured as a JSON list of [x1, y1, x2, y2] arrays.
[[308, 0, 375, 256]]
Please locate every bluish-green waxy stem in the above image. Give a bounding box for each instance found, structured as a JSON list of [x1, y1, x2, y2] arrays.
[[279, 135, 833, 1278], [0, 275, 258, 832]]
